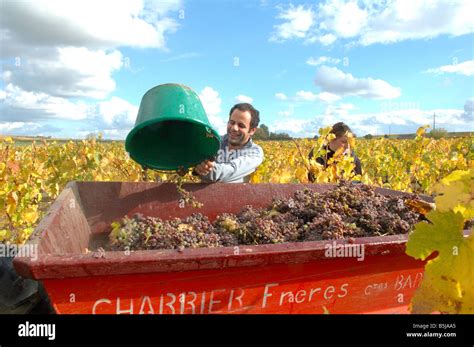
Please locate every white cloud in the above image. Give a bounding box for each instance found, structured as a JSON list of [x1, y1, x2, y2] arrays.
[[0, 0, 183, 138], [319, 0, 368, 39], [159, 52, 200, 63], [198, 86, 227, 135], [0, 84, 92, 122], [277, 104, 295, 117], [199, 87, 221, 117], [460, 97, 474, 123], [270, 4, 315, 42], [318, 33, 337, 46], [276, 90, 341, 103], [278, 110, 292, 117], [75, 128, 131, 140], [98, 96, 138, 127], [0, 121, 64, 137], [306, 56, 340, 66], [0, 0, 182, 99], [314, 66, 401, 99], [234, 94, 254, 104], [0, 0, 181, 50], [102, 129, 132, 139], [324, 103, 355, 116], [270, 0, 473, 46], [357, 0, 473, 45], [0, 86, 141, 138], [464, 98, 474, 116], [2, 47, 124, 99], [0, 122, 40, 133], [271, 118, 313, 137], [425, 60, 474, 76], [295, 90, 341, 103], [267, 103, 472, 138]]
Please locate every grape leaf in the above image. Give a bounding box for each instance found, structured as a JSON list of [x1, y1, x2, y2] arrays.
[[406, 210, 474, 313], [416, 125, 430, 137], [432, 169, 474, 219]]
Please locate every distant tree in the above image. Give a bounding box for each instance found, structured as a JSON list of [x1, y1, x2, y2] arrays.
[[363, 134, 373, 139], [253, 128, 269, 140], [429, 128, 448, 139], [260, 124, 270, 138], [253, 124, 291, 141], [86, 132, 103, 140], [269, 132, 291, 140]]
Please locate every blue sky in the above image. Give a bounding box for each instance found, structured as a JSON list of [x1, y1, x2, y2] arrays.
[[1, 0, 473, 139]]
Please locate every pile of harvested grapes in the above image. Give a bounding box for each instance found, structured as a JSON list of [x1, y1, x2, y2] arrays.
[[108, 182, 426, 251]]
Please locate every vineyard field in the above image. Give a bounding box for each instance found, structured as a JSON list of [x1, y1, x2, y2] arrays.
[[0, 132, 472, 244]]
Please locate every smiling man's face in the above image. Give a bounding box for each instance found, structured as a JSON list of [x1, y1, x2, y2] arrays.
[[226, 108, 256, 148]]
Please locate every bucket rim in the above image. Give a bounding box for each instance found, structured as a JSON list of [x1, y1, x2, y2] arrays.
[[142, 83, 193, 97], [125, 116, 221, 170]]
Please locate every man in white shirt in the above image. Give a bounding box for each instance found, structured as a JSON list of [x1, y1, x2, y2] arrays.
[[194, 103, 264, 183]]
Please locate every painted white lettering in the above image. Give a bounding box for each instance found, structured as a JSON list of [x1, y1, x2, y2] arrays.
[[116, 297, 134, 314], [92, 298, 111, 314], [338, 284, 348, 298], [295, 290, 306, 303], [139, 296, 154, 314], [324, 286, 335, 300], [279, 292, 294, 305], [209, 289, 226, 313], [308, 287, 321, 302], [180, 292, 197, 314], [262, 283, 278, 308]]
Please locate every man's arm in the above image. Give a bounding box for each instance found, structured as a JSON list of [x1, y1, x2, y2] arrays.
[[199, 147, 264, 183]]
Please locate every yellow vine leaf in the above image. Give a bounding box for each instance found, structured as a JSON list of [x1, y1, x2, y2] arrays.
[[22, 208, 39, 224], [406, 210, 473, 313], [432, 169, 474, 219], [279, 171, 293, 183], [416, 125, 430, 137], [294, 166, 308, 183], [0, 229, 12, 242]]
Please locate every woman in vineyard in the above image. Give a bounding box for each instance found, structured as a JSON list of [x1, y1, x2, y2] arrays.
[[308, 122, 362, 182]]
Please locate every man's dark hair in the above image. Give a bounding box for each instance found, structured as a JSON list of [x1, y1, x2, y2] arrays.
[[331, 122, 352, 138], [229, 103, 260, 129]]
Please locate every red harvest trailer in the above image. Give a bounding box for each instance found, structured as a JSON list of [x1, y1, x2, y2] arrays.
[[13, 181, 428, 314]]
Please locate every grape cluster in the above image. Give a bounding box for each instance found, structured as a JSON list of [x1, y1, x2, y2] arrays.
[[108, 181, 425, 251], [175, 176, 203, 208], [109, 213, 237, 251]]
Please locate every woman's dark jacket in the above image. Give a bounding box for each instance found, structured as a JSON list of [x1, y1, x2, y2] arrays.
[[308, 146, 362, 182]]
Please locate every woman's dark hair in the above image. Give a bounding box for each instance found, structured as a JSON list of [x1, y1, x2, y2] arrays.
[[331, 122, 352, 138], [229, 103, 260, 129]]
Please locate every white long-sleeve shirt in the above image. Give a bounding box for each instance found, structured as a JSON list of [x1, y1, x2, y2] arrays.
[[199, 134, 264, 183]]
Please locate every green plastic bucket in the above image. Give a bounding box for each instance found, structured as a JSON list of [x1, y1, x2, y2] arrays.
[[125, 84, 221, 171]]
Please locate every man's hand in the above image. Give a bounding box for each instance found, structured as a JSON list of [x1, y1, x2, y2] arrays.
[[194, 160, 215, 176]]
